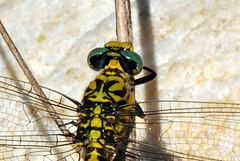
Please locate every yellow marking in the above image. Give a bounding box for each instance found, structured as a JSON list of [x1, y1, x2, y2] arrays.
[[88, 80, 97, 89], [107, 51, 120, 57], [86, 91, 96, 98], [87, 148, 100, 161], [108, 81, 123, 91], [119, 73, 126, 79], [128, 94, 134, 104], [88, 97, 111, 102], [94, 84, 104, 100], [80, 120, 90, 128], [87, 81, 112, 102], [85, 75, 106, 97], [97, 75, 107, 81], [108, 76, 125, 91], [99, 139, 105, 145], [104, 41, 134, 51], [108, 92, 124, 102], [89, 141, 102, 148], [106, 144, 115, 150], [78, 112, 87, 117], [108, 75, 123, 81], [88, 155, 98, 161], [90, 113, 94, 117], [84, 90, 96, 97], [102, 91, 111, 99], [74, 142, 84, 146], [115, 122, 124, 132], [90, 130, 101, 139], [105, 116, 115, 120], [94, 105, 101, 114], [132, 69, 138, 75], [103, 121, 114, 131], [91, 118, 102, 128], [106, 71, 117, 76], [105, 60, 122, 70], [84, 90, 93, 96], [84, 63, 128, 103]]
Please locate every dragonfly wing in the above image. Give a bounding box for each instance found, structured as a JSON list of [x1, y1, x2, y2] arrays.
[[123, 101, 240, 160], [0, 76, 81, 161]]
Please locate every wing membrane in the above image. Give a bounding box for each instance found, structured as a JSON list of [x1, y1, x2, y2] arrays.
[[0, 76, 80, 161], [127, 101, 240, 160]]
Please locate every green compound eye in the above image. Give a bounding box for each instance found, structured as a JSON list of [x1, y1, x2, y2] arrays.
[[87, 48, 108, 71], [120, 50, 143, 75]]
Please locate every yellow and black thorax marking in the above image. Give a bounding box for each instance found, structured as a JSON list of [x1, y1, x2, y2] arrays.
[[73, 41, 156, 161]]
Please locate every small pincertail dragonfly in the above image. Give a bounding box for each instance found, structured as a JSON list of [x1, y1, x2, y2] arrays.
[[0, 41, 240, 161]]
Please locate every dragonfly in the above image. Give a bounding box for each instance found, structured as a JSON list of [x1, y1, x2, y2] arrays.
[[0, 40, 240, 161]]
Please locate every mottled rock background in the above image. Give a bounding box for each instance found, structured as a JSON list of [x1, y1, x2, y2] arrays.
[[1, 0, 240, 160]]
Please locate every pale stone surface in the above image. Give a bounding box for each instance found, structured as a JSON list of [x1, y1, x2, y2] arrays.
[[1, 0, 240, 160], [1, 0, 240, 102]]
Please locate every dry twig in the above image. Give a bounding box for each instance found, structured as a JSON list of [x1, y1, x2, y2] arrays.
[[115, 0, 133, 44]]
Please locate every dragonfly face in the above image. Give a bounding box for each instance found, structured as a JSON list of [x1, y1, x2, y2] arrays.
[[87, 41, 143, 75]]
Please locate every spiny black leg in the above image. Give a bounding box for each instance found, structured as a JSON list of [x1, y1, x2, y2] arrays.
[[59, 120, 77, 126], [133, 66, 156, 86], [134, 101, 145, 119], [61, 93, 82, 106]]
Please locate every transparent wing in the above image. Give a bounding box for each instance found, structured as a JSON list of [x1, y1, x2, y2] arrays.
[[0, 76, 240, 161], [123, 101, 240, 161], [0, 76, 81, 161]]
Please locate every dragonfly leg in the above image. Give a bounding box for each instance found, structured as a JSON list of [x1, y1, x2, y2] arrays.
[[59, 120, 77, 126], [133, 101, 145, 119], [133, 66, 156, 86]]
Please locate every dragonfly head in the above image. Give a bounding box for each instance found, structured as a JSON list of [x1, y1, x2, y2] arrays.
[[87, 41, 143, 75]]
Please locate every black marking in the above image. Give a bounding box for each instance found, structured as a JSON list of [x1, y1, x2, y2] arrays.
[[110, 89, 126, 98], [103, 68, 125, 79], [133, 66, 156, 85], [104, 80, 119, 90], [104, 86, 127, 103]]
